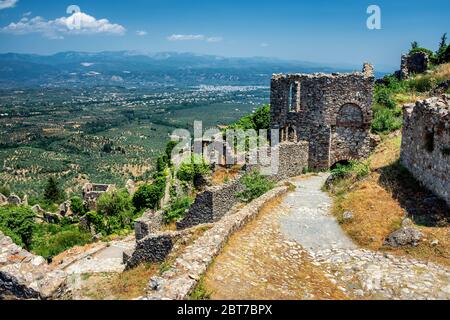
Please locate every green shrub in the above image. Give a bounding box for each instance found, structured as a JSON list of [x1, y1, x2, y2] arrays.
[[408, 76, 436, 93], [132, 177, 166, 212], [176, 157, 210, 183], [228, 104, 270, 131], [375, 86, 397, 109], [96, 189, 135, 235], [237, 171, 275, 203], [31, 224, 91, 258], [0, 206, 36, 249], [0, 185, 11, 197], [70, 196, 86, 216], [330, 161, 370, 181], [163, 197, 193, 224], [372, 107, 403, 134]]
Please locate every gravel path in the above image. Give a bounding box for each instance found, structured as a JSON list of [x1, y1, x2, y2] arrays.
[[64, 238, 134, 274], [205, 174, 450, 300]]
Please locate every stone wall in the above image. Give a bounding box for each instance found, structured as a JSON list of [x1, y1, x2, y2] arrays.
[[0, 232, 69, 300], [401, 95, 450, 206], [399, 52, 430, 80], [274, 142, 309, 180], [123, 224, 212, 269], [270, 64, 375, 170], [176, 175, 245, 229], [134, 210, 163, 241], [144, 186, 288, 300]]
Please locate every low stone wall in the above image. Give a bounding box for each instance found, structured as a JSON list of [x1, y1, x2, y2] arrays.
[[401, 95, 450, 206], [0, 232, 69, 300], [144, 185, 288, 300], [176, 175, 245, 229], [123, 224, 212, 269]]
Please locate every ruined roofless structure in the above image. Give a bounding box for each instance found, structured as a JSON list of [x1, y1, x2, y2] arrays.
[[270, 63, 375, 170]]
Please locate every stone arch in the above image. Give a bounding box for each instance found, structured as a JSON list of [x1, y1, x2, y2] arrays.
[[287, 126, 297, 142], [336, 103, 364, 128]]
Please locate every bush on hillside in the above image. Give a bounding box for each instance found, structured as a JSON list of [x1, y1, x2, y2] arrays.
[[31, 224, 92, 258], [0, 206, 36, 249], [132, 176, 166, 212], [95, 189, 135, 235], [237, 170, 275, 203], [372, 107, 403, 134], [162, 197, 193, 224]]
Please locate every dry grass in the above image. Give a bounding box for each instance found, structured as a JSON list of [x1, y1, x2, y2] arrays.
[[331, 135, 450, 267], [211, 165, 242, 185], [81, 263, 160, 300]]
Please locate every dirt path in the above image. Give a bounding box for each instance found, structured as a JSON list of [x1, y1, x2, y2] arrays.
[[204, 174, 450, 300]]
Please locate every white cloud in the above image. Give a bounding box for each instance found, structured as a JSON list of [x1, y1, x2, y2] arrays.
[[0, 10, 126, 39], [206, 37, 223, 43], [0, 0, 18, 10], [260, 42, 269, 47], [168, 34, 205, 41], [168, 34, 223, 43], [136, 30, 147, 36]]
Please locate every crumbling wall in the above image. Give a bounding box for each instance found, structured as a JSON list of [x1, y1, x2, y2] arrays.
[[270, 64, 374, 170], [0, 232, 69, 300], [401, 95, 450, 206], [399, 52, 430, 80], [176, 175, 245, 229], [134, 210, 164, 241]]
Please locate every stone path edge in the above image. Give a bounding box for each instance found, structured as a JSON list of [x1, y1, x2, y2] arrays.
[[144, 185, 289, 300]]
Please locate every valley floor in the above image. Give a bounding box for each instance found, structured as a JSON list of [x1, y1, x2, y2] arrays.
[[204, 174, 450, 300]]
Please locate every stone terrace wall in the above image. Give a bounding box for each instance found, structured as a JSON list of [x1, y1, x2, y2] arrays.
[[124, 224, 212, 269], [0, 232, 68, 300], [144, 186, 288, 300], [401, 95, 450, 206], [176, 175, 245, 229]]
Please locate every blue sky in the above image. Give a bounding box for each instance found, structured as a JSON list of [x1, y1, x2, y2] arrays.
[[0, 0, 449, 70]]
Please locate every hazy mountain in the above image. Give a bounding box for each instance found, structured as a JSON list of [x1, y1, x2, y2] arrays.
[[0, 51, 377, 89]]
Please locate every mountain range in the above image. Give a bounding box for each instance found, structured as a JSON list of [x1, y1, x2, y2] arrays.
[[0, 51, 384, 89]]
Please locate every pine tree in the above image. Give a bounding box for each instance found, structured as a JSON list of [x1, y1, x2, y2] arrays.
[[436, 33, 448, 64], [44, 177, 64, 203]]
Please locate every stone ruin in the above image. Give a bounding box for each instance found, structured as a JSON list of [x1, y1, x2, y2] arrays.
[[270, 63, 376, 170], [82, 183, 115, 210], [397, 51, 430, 80], [401, 95, 450, 207]]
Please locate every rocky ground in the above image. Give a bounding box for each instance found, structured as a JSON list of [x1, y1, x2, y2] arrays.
[[204, 174, 450, 300]]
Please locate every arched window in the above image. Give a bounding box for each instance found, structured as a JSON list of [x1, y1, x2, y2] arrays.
[[288, 81, 300, 112], [336, 103, 363, 128]]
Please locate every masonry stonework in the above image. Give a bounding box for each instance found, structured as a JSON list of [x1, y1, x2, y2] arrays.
[[401, 95, 450, 207], [270, 64, 375, 170], [398, 52, 430, 80]]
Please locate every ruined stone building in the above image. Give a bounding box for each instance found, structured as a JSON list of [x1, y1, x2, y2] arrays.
[[82, 183, 115, 210], [397, 51, 430, 80], [270, 64, 375, 170], [401, 95, 450, 206]]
